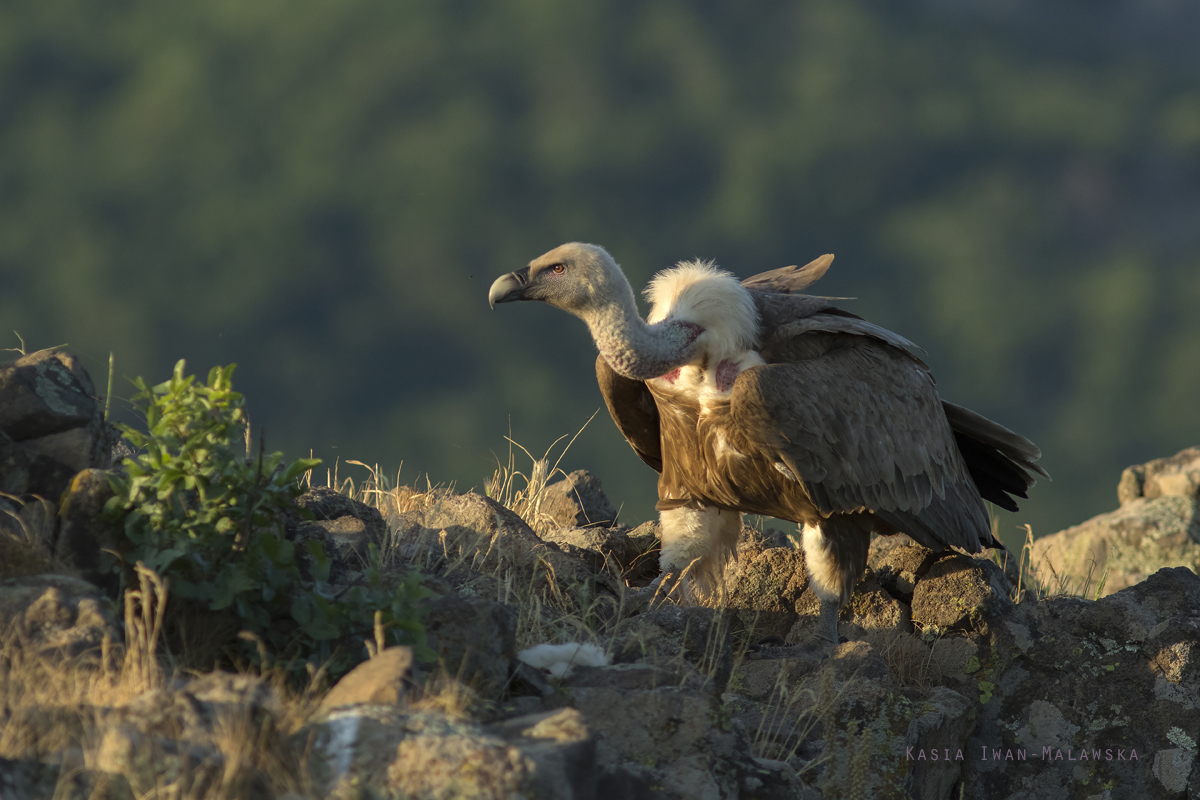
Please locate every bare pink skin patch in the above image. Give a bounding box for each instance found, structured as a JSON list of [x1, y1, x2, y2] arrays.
[[661, 368, 681, 384], [715, 359, 740, 392]]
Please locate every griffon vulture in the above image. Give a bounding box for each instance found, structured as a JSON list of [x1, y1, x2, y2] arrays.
[[488, 243, 1046, 652]]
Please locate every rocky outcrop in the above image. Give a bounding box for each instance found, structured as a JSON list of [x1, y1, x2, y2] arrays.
[[957, 567, 1200, 799], [4, 359, 1199, 800], [0, 349, 112, 503], [1032, 446, 1200, 598]]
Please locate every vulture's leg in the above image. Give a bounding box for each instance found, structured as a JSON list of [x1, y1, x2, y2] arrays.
[[650, 506, 742, 603], [799, 519, 871, 654]]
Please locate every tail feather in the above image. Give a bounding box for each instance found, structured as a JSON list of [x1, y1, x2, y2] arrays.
[[944, 401, 1049, 513]]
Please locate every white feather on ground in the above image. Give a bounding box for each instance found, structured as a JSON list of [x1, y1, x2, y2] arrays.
[[516, 643, 609, 678]]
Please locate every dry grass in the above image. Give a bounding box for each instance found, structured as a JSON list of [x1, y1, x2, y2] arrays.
[[483, 414, 597, 536], [0, 563, 334, 799], [0, 492, 61, 580]]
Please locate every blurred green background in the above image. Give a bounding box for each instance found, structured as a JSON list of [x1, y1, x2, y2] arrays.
[[3, 1, 1199, 548]]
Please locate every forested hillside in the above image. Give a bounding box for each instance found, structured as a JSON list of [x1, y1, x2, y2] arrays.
[[3, 0, 1198, 543]]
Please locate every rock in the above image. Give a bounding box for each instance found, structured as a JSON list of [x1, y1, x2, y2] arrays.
[[910, 553, 1013, 636], [791, 569, 913, 643], [424, 594, 518, 695], [540, 525, 656, 580], [305, 707, 598, 800], [95, 725, 229, 799], [320, 646, 418, 710], [958, 567, 1200, 800], [53, 469, 121, 587], [387, 715, 532, 799], [401, 491, 594, 591], [867, 534, 936, 603], [539, 470, 619, 528], [0, 756, 133, 800], [0, 428, 77, 504], [486, 708, 597, 800], [303, 705, 411, 795], [0, 494, 57, 576], [291, 487, 388, 581], [610, 605, 734, 688], [1031, 494, 1200, 599], [0, 350, 111, 503], [294, 486, 387, 553], [0, 574, 119, 661], [0, 349, 103, 442], [556, 662, 756, 800], [722, 532, 808, 641], [1117, 446, 1200, 506]]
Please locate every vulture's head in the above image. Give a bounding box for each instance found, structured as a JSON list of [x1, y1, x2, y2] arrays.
[[488, 242, 633, 319]]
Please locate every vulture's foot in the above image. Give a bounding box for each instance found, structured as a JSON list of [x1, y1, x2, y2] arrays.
[[753, 597, 842, 660]]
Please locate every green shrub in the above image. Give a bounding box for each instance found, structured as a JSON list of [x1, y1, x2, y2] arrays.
[[105, 360, 432, 676]]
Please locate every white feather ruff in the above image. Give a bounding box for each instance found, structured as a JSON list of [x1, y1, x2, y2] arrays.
[[644, 260, 759, 365]]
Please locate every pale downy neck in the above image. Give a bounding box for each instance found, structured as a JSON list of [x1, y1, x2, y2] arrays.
[[579, 281, 703, 382]]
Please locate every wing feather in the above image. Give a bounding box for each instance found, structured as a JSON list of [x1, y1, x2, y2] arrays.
[[730, 338, 995, 553], [595, 355, 662, 473]]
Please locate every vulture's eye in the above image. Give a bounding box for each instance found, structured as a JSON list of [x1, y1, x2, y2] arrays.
[[551, 264, 565, 274]]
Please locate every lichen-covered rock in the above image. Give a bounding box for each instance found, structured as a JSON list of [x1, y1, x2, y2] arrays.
[[0, 428, 77, 505], [53, 468, 121, 586], [1031, 494, 1200, 598], [867, 534, 936, 603], [911, 553, 1014, 636], [722, 531, 808, 641], [540, 525, 654, 580], [293, 485, 387, 558], [0, 349, 111, 504], [610, 605, 733, 688], [958, 567, 1200, 800], [305, 706, 597, 800], [555, 662, 757, 800], [790, 569, 912, 644]]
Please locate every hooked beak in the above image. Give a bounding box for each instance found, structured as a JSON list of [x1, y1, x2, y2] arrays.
[[488, 267, 532, 309]]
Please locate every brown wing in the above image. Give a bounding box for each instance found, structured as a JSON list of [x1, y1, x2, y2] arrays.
[[595, 354, 662, 473], [729, 335, 996, 554]]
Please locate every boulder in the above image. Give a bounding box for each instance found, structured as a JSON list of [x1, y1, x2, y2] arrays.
[[0, 349, 111, 503], [0, 574, 119, 661], [53, 468, 121, 588], [320, 646, 418, 711], [423, 594, 518, 696], [610, 605, 734, 689], [958, 567, 1200, 800], [910, 553, 1014, 636], [1031, 446, 1200, 600], [538, 470, 619, 529], [539, 525, 655, 580], [293, 485, 387, 558], [399, 491, 594, 591], [722, 528, 809, 641], [303, 706, 598, 800], [1117, 446, 1200, 505], [553, 662, 759, 800], [1032, 494, 1200, 599]]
